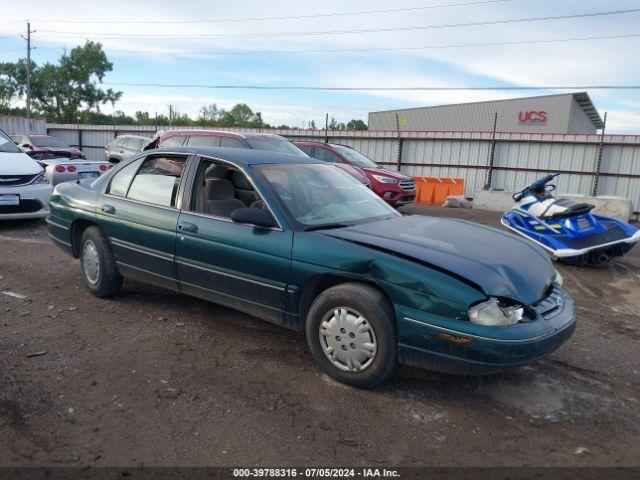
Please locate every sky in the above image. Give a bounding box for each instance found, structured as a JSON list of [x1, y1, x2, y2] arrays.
[[1, 0, 640, 132]]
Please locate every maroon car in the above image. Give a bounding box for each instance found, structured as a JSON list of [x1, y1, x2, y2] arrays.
[[295, 142, 415, 206], [146, 130, 305, 155], [145, 130, 370, 186], [11, 133, 86, 161]]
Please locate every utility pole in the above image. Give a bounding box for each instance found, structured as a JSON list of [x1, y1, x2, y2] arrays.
[[168, 104, 173, 127], [324, 113, 329, 143], [22, 22, 34, 124]]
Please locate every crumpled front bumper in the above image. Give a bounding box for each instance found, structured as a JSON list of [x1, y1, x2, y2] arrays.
[[396, 284, 576, 375]]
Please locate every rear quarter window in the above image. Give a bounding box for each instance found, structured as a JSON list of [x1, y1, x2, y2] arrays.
[[107, 158, 143, 197]]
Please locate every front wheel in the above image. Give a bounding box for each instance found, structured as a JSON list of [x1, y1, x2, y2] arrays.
[[79, 226, 122, 297], [305, 283, 397, 389]]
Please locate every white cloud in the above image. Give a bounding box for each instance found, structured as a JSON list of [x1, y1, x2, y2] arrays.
[[1, 0, 639, 131]]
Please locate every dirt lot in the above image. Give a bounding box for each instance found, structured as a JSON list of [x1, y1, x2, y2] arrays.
[[1, 205, 639, 468]]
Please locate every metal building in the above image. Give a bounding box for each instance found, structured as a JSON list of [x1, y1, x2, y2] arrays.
[[368, 92, 604, 134]]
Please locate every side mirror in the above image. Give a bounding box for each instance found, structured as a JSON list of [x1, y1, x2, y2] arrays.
[[231, 207, 278, 229]]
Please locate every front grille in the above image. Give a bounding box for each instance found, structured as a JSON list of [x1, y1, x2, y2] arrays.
[[0, 174, 37, 187], [532, 284, 563, 319], [399, 180, 415, 191], [0, 199, 43, 214]]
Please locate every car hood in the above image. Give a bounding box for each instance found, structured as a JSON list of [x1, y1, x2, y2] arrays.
[[0, 152, 43, 175], [321, 215, 555, 305], [362, 167, 412, 181]]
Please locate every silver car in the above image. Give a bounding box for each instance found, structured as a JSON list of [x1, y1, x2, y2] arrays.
[[104, 135, 150, 164], [44, 159, 114, 186]]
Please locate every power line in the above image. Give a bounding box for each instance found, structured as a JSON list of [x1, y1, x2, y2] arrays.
[[28, 0, 510, 24], [63, 33, 640, 56], [0, 20, 26, 28], [103, 83, 640, 91], [34, 8, 640, 41]]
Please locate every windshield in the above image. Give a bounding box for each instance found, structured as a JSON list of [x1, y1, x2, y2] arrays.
[[31, 135, 69, 148], [0, 131, 21, 153], [256, 163, 399, 228], [246, 137, 308, 156], [332, 145, 380, 169]]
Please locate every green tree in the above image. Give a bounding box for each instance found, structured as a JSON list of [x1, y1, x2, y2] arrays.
[[328, 117, 346, 130], [346, 119, 367, 130], [221, 103, 255, 125], [0, 41, 121, 121], [198, 103, 222, 122]]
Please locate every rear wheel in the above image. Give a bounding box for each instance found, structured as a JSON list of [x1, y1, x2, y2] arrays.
[[305, 283, 397, 388], [79, 226, 122, 297]]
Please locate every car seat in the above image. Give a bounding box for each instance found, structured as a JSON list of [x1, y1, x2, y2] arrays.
[[204, 179, 245, 217], [232, 171, 258, 206]]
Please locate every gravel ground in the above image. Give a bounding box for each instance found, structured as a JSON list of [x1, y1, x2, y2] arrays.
[[0, 205, 639, 467]]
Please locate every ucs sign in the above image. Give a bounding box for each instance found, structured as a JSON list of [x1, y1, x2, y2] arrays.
[[518, 111, 547, 124]]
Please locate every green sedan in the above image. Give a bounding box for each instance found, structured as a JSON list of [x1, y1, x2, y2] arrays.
[[47, 147, 575, 388]]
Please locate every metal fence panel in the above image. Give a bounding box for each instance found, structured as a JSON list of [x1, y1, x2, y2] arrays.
[[45, 123, 640, 212], [0, 115, 46, 135]]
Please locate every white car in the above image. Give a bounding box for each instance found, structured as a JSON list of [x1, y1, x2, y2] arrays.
[[0, 129, 51, 220]]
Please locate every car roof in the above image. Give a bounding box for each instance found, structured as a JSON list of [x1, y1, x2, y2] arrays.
[[152, 146, 323, 165], [160, 129, 287, 140], [117, 134, 150, 139]]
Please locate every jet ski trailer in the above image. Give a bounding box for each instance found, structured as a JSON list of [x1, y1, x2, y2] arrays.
[[501, 173, 640, 266]]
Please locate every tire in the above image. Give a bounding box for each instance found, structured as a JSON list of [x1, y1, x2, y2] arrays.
[[79, 226, 122, 297], [305, 282, 397, 389]]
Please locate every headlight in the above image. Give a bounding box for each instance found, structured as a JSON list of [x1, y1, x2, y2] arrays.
[[468, 298, 523, 326], [31, 171, 49, 184], [372, 175, 398, 184], [554, 268, 563, 286]]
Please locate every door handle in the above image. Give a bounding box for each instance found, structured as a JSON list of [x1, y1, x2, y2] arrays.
[[101, 204, 116, 214], [178, 222, 199, 233]]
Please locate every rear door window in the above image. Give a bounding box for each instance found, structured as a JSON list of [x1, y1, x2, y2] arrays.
[[298, 145, 314, 156], [313, 147, 341, 163], [187, 135, 221, 147], [160, 135, 187, 147], [219, 137, 245, 148], [126, 155, 187, 207]]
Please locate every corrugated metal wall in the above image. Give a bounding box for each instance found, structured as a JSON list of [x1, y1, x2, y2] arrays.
[[0, 115, 46, 135], [46, 123, 640, 212], [367, 94, 599, 134]]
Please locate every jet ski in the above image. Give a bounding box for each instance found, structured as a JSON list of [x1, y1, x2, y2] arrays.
[[501, 173, 640, 266]]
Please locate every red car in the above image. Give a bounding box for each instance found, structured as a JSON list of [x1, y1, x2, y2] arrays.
[[11, 133, 86, 161], [295, 142, 415, 205]]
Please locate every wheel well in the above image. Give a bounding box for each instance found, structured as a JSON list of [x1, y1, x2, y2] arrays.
[[298, 274, 392, 328], [70, 220, 97, 257]]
